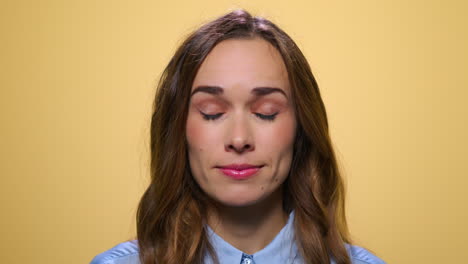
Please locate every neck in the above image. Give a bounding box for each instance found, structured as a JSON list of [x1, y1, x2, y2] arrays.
[[206, 188, 289, 255]]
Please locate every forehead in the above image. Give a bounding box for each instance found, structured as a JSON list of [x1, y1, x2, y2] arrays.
[[191, 37, 290, 94]]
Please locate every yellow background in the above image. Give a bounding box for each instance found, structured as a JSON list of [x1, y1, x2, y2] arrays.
[[1, 0, 467, 263]]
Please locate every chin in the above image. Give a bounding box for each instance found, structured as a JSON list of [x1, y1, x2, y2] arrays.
[[213, 192, 267, 208], [218, 199, 257, 208]]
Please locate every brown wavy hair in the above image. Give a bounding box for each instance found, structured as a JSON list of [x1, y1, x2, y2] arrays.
[[137, 9, 352, 264]]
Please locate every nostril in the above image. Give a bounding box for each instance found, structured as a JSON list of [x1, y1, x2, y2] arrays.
[[228, 143, 253, 152]]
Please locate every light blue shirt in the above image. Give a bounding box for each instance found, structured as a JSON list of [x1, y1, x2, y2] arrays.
[[90, 211, 386, 264]]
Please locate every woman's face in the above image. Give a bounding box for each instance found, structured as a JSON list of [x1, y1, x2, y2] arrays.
[[186, 37, 296, 207]]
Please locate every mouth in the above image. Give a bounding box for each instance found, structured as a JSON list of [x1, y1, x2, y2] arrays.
[[215, 164, 264, 180], [216, 163, 264, 170]]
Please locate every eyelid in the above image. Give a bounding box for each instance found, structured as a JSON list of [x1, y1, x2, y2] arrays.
[[254, 101, 282, 112], [255, 112, 278, 121], [199, 111, 279, 121], [199, 111, 223, 121]]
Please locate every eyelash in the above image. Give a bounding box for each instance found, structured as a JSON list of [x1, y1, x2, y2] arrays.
[[200, 112, 278, 121]]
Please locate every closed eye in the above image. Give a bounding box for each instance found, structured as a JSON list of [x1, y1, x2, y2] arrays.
[[199, 111, 278, 121], [200, 112, 223, 120], [255, 112, 278, 121]]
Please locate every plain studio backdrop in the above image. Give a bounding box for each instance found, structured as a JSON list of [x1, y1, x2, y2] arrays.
[[1, 0, 467, 263]]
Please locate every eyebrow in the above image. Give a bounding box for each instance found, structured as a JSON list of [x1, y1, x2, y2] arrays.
[[190, 85, 287, 98]]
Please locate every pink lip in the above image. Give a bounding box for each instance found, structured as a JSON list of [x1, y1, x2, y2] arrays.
[[217, 164, 263, 180]]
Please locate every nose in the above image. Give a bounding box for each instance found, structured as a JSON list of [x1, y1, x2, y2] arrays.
[[225, 115, 255, 154], [227, 139, 254, 153]]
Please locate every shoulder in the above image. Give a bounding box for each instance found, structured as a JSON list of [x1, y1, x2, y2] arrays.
[[345, 243, 386, 264], [90, 240, 140, 264]]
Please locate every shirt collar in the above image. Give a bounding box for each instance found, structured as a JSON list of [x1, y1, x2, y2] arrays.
[[204, 210, 300, 264]]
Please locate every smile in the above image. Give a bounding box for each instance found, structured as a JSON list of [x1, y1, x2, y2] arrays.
[[217, 164, 264, 180]]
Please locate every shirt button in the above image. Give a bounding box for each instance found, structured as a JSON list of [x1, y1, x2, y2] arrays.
[[241, 253, 254, 264]]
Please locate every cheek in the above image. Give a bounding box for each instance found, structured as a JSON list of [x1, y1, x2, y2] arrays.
[[186, 115, 201, 149], [186, 113, 220, 163], [258, 114, 296, 154]]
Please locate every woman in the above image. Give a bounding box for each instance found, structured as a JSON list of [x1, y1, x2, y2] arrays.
[[91, 9, 385, 264]]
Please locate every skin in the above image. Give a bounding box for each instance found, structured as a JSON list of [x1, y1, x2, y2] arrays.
[[186, 37, 297, 254]]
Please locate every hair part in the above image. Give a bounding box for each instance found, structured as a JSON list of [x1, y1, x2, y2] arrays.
[[137, 9, 352, 264]]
